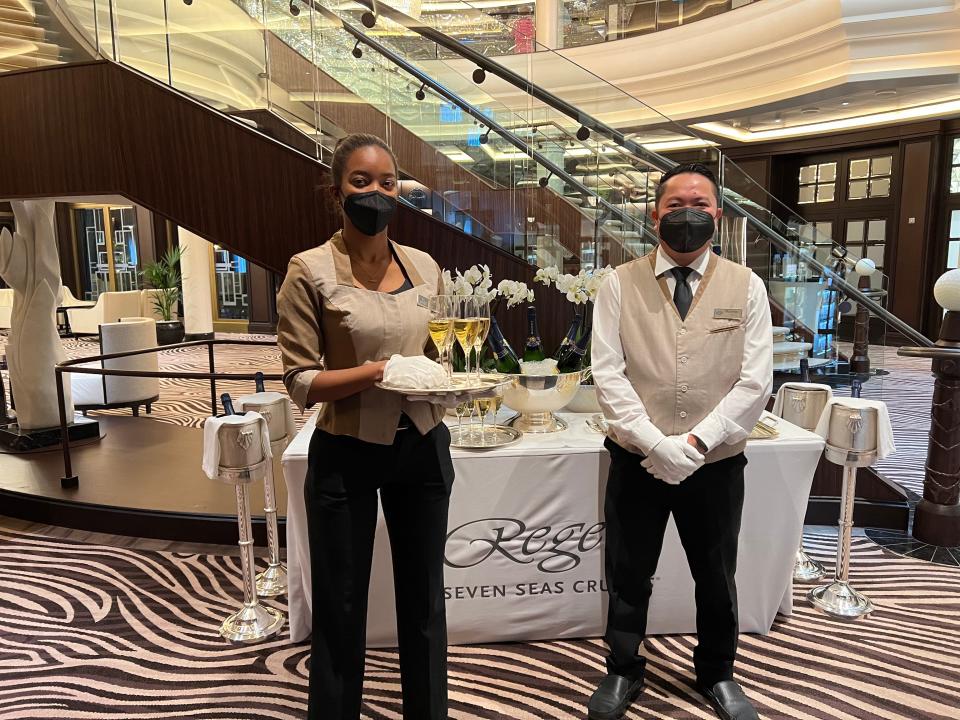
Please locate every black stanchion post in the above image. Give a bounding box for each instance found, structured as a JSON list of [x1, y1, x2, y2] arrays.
[[57, 368, 78, 489]]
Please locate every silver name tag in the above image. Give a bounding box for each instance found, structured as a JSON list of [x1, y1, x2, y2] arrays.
[[417, 295, 430, 309], [714, 308, 743, 320]]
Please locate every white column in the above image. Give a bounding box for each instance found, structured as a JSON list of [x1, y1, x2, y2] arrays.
[[0, 200, 74, 429], [535, 0, 561, 49], [177, 228, 214, 337]]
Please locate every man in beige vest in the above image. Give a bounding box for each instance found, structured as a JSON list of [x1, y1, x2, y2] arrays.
[[587, 163, 772, 720]]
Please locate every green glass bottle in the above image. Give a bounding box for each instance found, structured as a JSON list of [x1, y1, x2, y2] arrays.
[[553, 310, 584, 365], [557, 306, 592, 373], [522, 306, 546, 362], [487, 316, 522, 374]]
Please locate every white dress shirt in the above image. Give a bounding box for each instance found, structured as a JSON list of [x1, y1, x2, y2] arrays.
[[592, 249, 773, 455]]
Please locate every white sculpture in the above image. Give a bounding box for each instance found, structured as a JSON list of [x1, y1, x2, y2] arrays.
[[0, 200, 74, 430]]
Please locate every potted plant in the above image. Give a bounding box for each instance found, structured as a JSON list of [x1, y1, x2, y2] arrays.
[[142, 246, 184, 346]]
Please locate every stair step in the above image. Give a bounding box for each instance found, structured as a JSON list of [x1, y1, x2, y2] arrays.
[[0, 35, 63, 59], [0, 18, 48, 40], [0, 6, 36, 23], [0, 54, 62, 71]]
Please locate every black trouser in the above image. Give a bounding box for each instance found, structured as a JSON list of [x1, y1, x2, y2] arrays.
[[602, 437, 746, 687], [304, 422, 454, 720]]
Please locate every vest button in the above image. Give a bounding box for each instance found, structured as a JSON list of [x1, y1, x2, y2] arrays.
[[681, 384, 689, 392], [679, 328, 687, 335], [680, 356, 688, 364], [679, 411, 688, 418]]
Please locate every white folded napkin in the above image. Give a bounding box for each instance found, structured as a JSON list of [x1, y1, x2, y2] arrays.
[[814, 398, 896, 460], [201, 412, 273, 480], [236, 391, 298, 442], [772, 382, 834, 418], [382, 354, 447, 389]]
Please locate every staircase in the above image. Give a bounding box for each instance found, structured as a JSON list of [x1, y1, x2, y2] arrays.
[[0, 0, 76, 71]]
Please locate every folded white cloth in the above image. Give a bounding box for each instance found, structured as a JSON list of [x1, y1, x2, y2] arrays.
[[236, 391, 297, 442], [382, 354, 447, 389], [814, 398, 896, 460], [772, 382, 834, 419], [201, 412, 273, 480]]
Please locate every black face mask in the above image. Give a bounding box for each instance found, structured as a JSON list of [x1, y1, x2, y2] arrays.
[[658, 207, 716, 254], [342, 190, 396, 236]]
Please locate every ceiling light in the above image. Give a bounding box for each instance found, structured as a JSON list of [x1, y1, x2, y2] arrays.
[[840, 100, 850, 106], [875, 89, 897, 97], [691, 97, 960, 142], [801, 107, 820, 115]]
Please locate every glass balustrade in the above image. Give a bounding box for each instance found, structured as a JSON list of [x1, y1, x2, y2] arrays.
[[9, 0, 932, 384]]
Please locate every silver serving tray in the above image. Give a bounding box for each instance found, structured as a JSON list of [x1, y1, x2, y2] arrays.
[[449, 423, 523, 449]]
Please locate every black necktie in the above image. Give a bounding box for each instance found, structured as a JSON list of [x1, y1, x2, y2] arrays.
[[670, 267, 695, 320]]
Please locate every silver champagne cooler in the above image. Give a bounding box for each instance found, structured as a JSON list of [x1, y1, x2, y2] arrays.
[[238, 391, 291, 598], [209, 400, 285, 642], [775, 384, 831, 582], [809, 402, 880, 619]]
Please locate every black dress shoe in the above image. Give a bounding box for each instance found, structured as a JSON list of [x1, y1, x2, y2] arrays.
[[587, 674, 643, 720], [697, 680, 760, 720]]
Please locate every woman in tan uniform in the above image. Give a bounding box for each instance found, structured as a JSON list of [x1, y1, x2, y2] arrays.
[[276, 134, 452, 720]]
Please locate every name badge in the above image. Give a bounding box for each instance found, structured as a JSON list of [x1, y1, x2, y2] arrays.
[[714, 308, 743, 320], [417, 295, 430, 309]]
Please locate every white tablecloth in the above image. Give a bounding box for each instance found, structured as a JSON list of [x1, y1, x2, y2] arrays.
[[283, 412, 824, 646]]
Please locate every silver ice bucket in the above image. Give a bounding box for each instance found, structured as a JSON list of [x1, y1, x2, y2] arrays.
[[238, 393, 289, 442], [502, 370, 585, 433], [217, 417, 269, 483], [825, 403, 878, 466], [779, 386, 830, 431]]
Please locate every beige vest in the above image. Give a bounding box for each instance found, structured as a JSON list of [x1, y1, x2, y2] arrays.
[[616, 249, 752, 463]]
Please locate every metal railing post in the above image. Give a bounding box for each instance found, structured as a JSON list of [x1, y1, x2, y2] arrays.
[[209, 341, 218, 417], [56, 368, 78, 489]]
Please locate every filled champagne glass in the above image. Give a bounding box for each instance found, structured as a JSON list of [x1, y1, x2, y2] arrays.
[[427, 295, 455, 382], [453, 296, 481, 384], [472, 298, 491, 383], [474, 396, 492, 446]]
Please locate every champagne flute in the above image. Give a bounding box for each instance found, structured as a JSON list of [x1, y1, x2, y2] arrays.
[[453, 296, 480, 385], [427, 295, 455, 383], [454, 400, 471, 443], [472, 297, 491, 384], [475, 397, 491, 446]]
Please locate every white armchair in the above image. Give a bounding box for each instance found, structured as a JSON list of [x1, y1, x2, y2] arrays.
[[66, 290, 142, 335], [71, 318, 160, 416], [0, 288, 12, 330]]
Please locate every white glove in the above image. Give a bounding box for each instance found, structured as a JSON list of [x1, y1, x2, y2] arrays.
[[382, 354, 447, 388], [641, 435, 705, 485]]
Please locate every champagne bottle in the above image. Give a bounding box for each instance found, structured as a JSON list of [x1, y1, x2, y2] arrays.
[[487, 316, 522, 373], [220, 393, 237, 416], [254, 371, 265, 393], [522, 306, 546, 362], [557, 306, 592, 372], [553, 310, 583, 364], [800, 357, 810, 383]]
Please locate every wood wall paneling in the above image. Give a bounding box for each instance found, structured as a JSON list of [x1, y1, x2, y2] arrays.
[[888, 139, 935, 330]]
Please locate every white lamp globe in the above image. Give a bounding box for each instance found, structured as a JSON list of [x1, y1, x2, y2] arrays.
[[854, 258, 876, 276], [934, 269, 960, 312]]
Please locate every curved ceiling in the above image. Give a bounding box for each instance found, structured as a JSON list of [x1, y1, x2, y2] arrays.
[[426, 0, 960, 143]]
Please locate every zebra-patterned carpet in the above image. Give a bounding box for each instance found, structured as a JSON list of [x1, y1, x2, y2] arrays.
[[2, 333, 954, 718], [1, 525, 958, 719]]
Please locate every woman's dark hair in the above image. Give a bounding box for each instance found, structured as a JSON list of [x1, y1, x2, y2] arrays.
[[655, 162, 720, 207], [330, 133, 398, 188]]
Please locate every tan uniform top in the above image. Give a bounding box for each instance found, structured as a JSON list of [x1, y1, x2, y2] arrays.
[[276, 231, 444, 445], [614, 250, 757, 463]]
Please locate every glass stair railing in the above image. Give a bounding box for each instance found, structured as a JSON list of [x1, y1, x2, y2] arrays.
[[326, 0, 932, 362]]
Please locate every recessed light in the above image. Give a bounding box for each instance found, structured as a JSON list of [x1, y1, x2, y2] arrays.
[[875, 89, 898, 97], [801, 107, 820, 115], [840, 100, 850, 106]]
